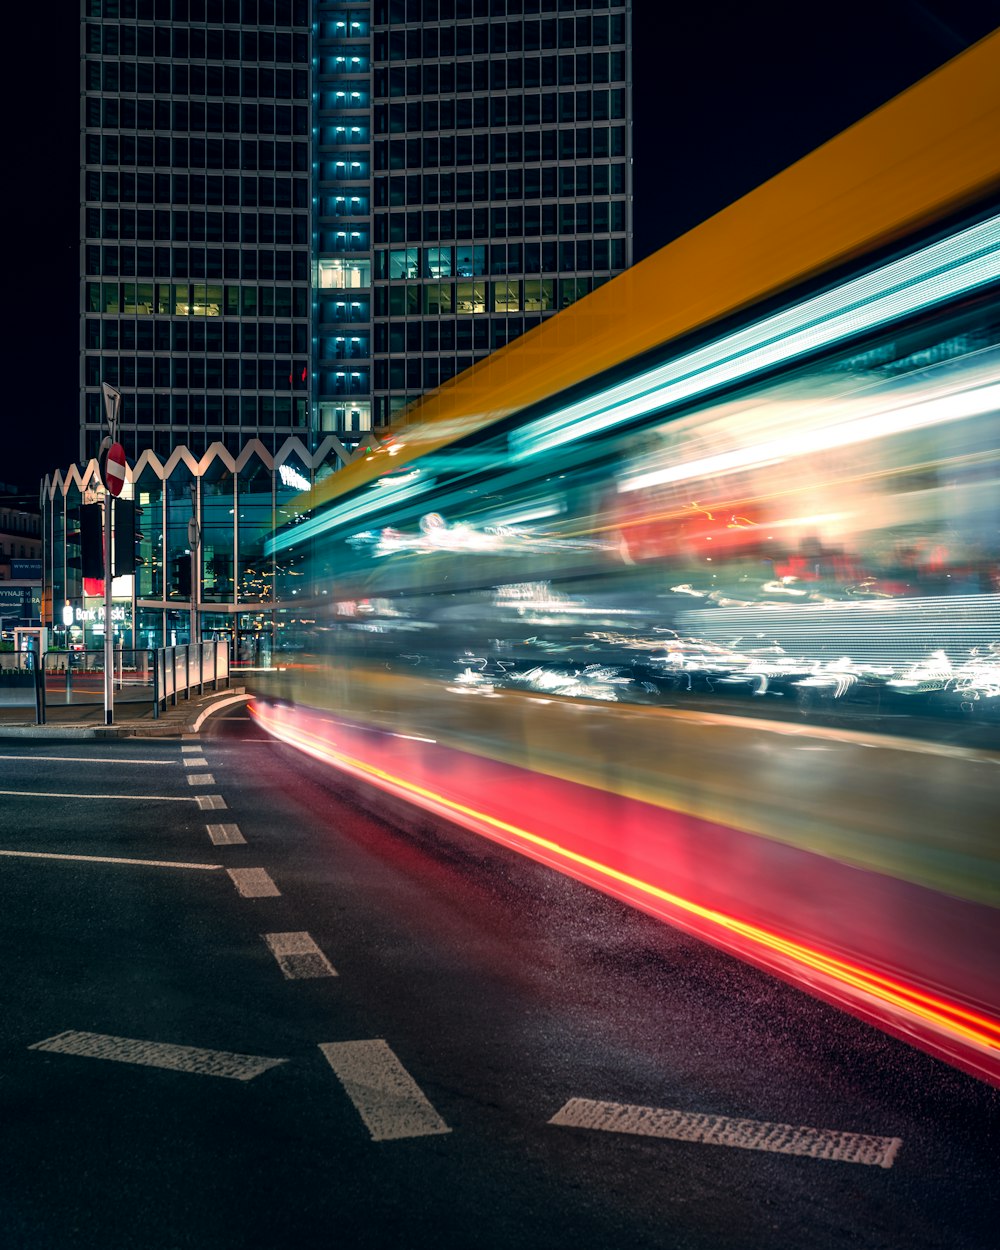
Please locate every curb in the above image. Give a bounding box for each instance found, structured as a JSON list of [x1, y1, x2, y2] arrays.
[[189, 693, 252, 732], [0, 689, 248, 740]]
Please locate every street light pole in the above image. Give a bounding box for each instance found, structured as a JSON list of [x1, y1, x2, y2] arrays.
[[188, 480, 200, 647]]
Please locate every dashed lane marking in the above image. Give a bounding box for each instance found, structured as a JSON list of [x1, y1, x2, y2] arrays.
[[0, 850, 221, 870], [181, 745, 202, 753], [0, 755, 174, 766], [196, 795, 228, 810], [183, 757, 209, 768], [187, 773, 216, 786], [264, 931, 338, 979], [0, 790, 196, 802], [549, 1099, 902, 1168], [29, 1030, 285, 1081], [227, 867, 280, 897], [319, 1039, 450, 1142], [206, 822, 246, 846]]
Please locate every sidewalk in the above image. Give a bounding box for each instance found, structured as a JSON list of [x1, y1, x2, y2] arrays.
[[0, 687, 249, 740]]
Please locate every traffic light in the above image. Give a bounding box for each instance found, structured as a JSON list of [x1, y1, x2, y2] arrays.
[[113, 498, 144, 577], [79, 505, 104, 580]]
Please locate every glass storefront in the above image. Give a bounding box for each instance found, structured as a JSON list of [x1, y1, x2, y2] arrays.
[[41, 437, 359, 665]]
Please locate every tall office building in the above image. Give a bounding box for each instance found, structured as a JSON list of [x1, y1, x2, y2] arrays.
[[81, 0, 313, 465], [81, 0, 632, 462]]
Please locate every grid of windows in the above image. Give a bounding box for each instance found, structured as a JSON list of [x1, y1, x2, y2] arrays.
[[81, 0, 312, 464], [82, 0, 631, 456], [364, 0, 632, 421]]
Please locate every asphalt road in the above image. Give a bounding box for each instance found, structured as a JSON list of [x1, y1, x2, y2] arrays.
[[0, 708, 996, 1250]]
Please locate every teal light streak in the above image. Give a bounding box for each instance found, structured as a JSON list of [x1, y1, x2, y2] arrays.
[[511, 215, 1000, 459]]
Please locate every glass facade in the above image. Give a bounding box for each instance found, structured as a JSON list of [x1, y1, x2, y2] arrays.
[[42, 437, 359, 659]]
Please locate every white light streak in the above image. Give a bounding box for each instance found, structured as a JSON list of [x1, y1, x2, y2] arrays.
[[619, 381, 1000, 493], [512, 215, 1000, 460], [266, 476, 434, 555]]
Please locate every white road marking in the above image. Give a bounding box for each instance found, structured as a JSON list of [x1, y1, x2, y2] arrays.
[[183, 757, 209, 768], [29, 1030, 285, 1081], [227, 867, 280, 897], [181, 745, 202, 753], [186, 773, 216, 786], [549, 1099, 902, 1168], [263, 932, 338, 979], [0, 849, 220, 869], [0, 789, 195, 802], [319, 1039, 451, 1141], [191, 693, 251, 732], [206, 822, 246, 846], [0, 754, 174, 766], [196, 795, 228, 810]]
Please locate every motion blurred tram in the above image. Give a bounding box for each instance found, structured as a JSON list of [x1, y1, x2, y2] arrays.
[[258, 33, 1000, 1085]]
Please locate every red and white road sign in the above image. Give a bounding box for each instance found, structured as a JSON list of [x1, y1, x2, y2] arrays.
[[104, 442, 127, 496]]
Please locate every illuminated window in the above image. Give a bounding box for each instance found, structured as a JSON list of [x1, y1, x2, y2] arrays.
[[388, 248, 419, 280], [425, 247, 453, 278], [456, 281, 486, 314], [455, 246, 486, 277], [524, 279, 555, 312], [191, 284, 222, 316], [492, 281, 521, 313], [318, 259, 371, 289], [319, 401, 372, 432]]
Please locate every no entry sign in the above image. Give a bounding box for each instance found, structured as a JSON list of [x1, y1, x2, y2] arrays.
[[104, 442, 127, 496]]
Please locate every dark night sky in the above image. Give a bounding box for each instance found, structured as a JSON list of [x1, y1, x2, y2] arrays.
[[4, 2, 997, 497]]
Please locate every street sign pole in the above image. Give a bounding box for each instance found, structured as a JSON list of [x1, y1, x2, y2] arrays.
[[101, 384, 122, 726], [104, 491, 114, 724]]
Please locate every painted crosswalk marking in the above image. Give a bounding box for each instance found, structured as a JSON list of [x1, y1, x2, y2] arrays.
[[264, 932, 338, 979], [206, 822, 246, 846], [319, 1039, 450, 1141], [0, 850, 220, 870], [29, 1030, 285, 1081], [183, 757, 209, 768], [181, 745, 202, 753], [0, 755, 173, 766], [196, 794, 228, 810], [0, 790, 193, 802], [187, 773, 216, 786], [227, 867, 280, 897], [549, 1099, 902, 1167]]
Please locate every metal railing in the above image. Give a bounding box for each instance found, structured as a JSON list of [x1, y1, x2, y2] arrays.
[[0, 642, 230, 725], [155, 641, 229, 713], [0, 650, 45, 722]]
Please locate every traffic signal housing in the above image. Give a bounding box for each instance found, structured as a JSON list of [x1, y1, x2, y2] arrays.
[[79, 505, 104, 580], [113, 498, 144, 577]]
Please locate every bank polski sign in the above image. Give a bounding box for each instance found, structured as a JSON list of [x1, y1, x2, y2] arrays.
[[72, 604, 127, 624]]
